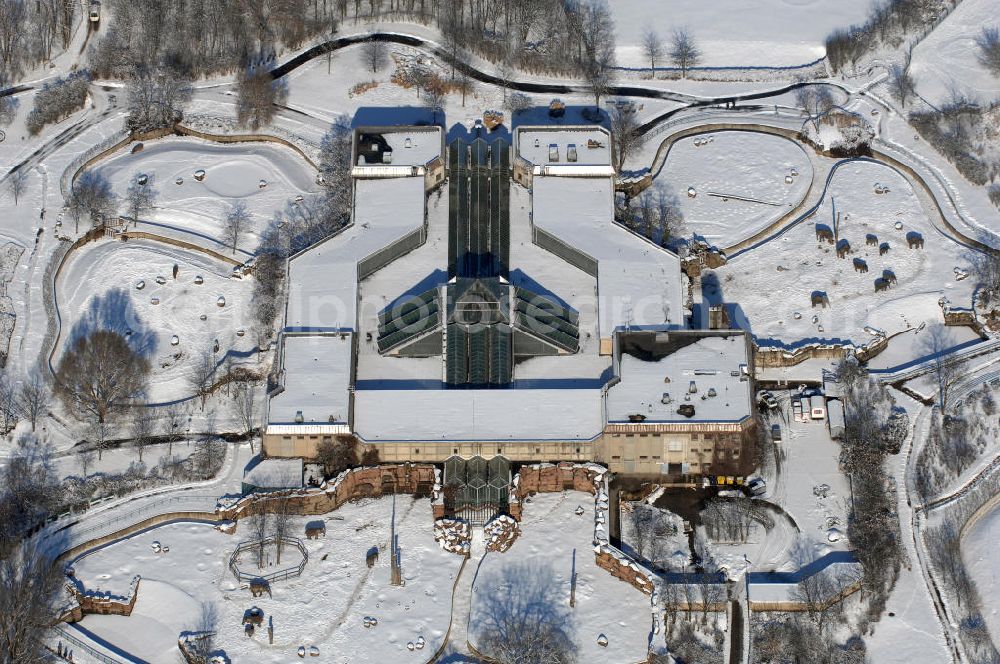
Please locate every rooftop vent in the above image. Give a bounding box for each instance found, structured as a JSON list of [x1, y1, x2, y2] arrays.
[[661, 392, 671, 404], [707, 387, 717, 397], [677, 404, 695, 418], [688, 380, 698, 394], [628, 413, 647, 422], [294, 410, 304, 423]]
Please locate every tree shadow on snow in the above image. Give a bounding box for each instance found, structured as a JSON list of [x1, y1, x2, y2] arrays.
[[67, 288, 157, 358]]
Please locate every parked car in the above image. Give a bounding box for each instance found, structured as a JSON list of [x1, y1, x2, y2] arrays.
[[757, 390, 779, 410], [770, 423, 782, 442], [747, 478, 767, 497]]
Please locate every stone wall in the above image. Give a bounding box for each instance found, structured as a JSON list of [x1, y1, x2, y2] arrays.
[[595, 549, 655, 595], [222, 463, 437, 521], [66, 575, 141, 619]]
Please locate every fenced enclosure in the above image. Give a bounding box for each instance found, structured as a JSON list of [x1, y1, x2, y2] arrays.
[[229, 535, 309, 583]]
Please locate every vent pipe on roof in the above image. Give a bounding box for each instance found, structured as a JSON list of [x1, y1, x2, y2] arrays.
[[295, 410, 304, 423]]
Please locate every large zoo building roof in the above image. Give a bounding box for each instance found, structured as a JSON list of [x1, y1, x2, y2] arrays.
[[266, 125, 748, 446]]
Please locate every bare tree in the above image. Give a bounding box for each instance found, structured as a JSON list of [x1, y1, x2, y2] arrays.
[[54, 329, 150, 424], [976, 26, 1000, 78], [163, 403, 186, 456], [67, 170, 117, 232], [185, 601, 219, 662], [796, 84, 836, 128], [889, 61, 916, 106], [7, 169, 27, 205], [246, 505, 270, 568], [125, 65, 192, 132], [188, 346, 216, 409], [642, 29, 663, 70], [79, 448, 96, 478], [973, 249, 1000, 307], [271, 497, 293, 564], [474, 560, 577, 664], [235, 64, 287, 130], [0, 542, 63, 664], [87, 416, 113, 461], [455, 69, 473, 107], [124, 172, 156, 227], [315, 437, 357, 478], [222, 200, 251, 254], [232, 380, 258, 442], [0, 371, 17, 433], [361, 39, 387, 73], [422, 79, 446, 125], [130, 409, 155, 462], [609, 105, 642, 172], [16, 368, 47, 432], [579, 0, 616, 108], [654, 182, 685, 246], [669, 28, 701, 77], [921, 323, 960, 410]]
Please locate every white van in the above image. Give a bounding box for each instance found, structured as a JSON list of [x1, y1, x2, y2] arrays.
[[809, 395, 826, 420]]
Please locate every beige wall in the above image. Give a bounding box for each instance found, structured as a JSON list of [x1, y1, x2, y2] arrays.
[[264, 433, 330, 458]]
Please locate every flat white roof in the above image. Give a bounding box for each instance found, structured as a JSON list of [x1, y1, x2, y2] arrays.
[[244, 458, 303, 488], [353, 388, 604, 442], [531, 177, 684, 339], [268, 334, 352, 425], [285, 177, 425, 332], [606, 335, 751, 423], [383, 130, 440, 167], [516, 127, 612, 167]]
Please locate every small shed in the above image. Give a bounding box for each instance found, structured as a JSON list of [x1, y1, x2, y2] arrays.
[[827, 398, 845, 439]]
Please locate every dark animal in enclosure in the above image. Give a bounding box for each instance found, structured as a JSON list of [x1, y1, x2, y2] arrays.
[[815, 224, 834, 244], [811, 291, 829, 308], [874, 278, 891, 292], [836, 239, 851, 258], [305, 522, 326, 539], [865, 233, 878, 246], [853, 258, 868, 273], [366, 546, 379, 568], [906, 232, 924, 249], [879, 242, 890, 256], [882, 269, 897, 285], [249, 579, 271, 598]]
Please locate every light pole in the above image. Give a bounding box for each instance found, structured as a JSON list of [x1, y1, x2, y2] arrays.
[[744, 554, 752, 664]]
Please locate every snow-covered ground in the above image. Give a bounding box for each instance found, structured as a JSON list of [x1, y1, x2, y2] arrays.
[[93, 136, 319, 253], [720, 159, 977, 345], [56, 238, 256, 403], [69, 496, 462, 663], [962, 501, 1000, 645], [909, 0, 1000, 106], [657, 130, 811, 245], [471, 492, 652, 663], [611, 0, 873, 68]]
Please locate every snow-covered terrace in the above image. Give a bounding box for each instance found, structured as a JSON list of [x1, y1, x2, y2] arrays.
[[531, 176, 685, 341], [352, 388, 604, 442], [269, 333, 352, 426], [606, 334, 753, 423], [285, 176, 425, 333], [515, 126, 615, 176]]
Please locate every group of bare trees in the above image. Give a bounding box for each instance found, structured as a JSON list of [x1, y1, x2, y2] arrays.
[[66, 170, 118, 232], [244, 497, 295, 567], [910, 93, 997, 186], [835, 359, 904, 624], [236, 64, 288, 130], [0, 366, 50, 435], [976, 26, 1000, 77], [824, 0, 960, 74], [0, 0, 77, 84], [124, 65, 193, 132], [25, 71, 91, 135], [619, 181, 686, 247], [752, 616, 868, 664]]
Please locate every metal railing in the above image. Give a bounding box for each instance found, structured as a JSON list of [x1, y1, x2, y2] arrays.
[[51, 625, 135, 664], [228, 535, 309, 583]]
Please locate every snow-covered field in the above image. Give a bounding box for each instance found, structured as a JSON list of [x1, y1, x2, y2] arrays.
[[611, 0, 873, 68], [909, 0, 1000, 106], [93, 136, 319, 253], [56, 238, 255, 403], [658, 131, 811, 245], [471, 492, 652, 663], [720, 160, 976, 345], [70, 496, 462, 663], [962, 502, 1000, 645]]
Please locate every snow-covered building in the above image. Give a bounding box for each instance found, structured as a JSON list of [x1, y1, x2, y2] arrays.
[[263, 125, 752, 477]]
